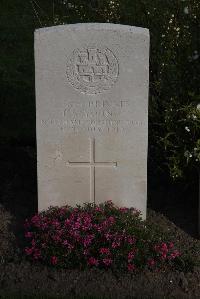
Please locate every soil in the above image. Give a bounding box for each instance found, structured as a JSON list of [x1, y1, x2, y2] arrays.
[[0, 145, 200, 299]]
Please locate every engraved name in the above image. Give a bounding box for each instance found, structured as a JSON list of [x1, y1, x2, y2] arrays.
[[40, 99, 147, 134]]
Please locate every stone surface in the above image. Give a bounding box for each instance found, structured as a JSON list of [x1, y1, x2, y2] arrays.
[[35, 23, 149, 217]]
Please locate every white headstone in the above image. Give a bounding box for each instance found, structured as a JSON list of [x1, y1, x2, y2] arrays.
[[35, 23, 149, 218]]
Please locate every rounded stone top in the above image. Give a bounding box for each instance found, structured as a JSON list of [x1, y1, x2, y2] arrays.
[[35, 23, 149, 36]]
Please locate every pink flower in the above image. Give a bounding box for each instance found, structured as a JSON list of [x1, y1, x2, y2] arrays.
[[63, 240, 69, 246], [83, 215, 92, 225], [31, 239, 36, 247], [63, 240, 74, 251], [154, 242, 170, 256], [154, 242, 179, 261], [108, 216, 115, 224], [161, 242, 168, 253], [31, 215, 41, 227], [82, 216, 93, 231], [33, 248, 41, 260], [102, 258, 112, 266], [25, 247, 33, 255], [128, 251, 135, 261], [64, 219, 71, 226], [93, 224, 102, 232], [68, 244, 74, 251], [127, 236, 135, 245], [147, 259, 155, 267], [25, 232, 33, 238], [70, 229, 81, 241], [161, 253, 167, 260], [104, 232, 112, 240], [127, 263, 135, 271], [112, 241, 120, 248], [101, 220, 109, 229], [88, 257, 99, 266], [74, 221, 81, 229], [83, 234, 95, 247], [51, 219, 60, 228], [168, 250, 180, 260], [83, 249, 89, 256], [119, 207, 129, 213], [56, 229, 64, 236], [51, 256, 58, 265], [99, 248, 110, 255]]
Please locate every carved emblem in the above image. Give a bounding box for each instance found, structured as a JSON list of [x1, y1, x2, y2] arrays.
[[66, 46, 119, 94]]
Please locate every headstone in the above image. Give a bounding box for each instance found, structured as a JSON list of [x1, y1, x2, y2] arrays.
[[35, 23, 149, 218]]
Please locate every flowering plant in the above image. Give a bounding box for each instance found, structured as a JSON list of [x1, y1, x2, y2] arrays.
[[160, 102, 200, 178], [24, 201, 181, 273]]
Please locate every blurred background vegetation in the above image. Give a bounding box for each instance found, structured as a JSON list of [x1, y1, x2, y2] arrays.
[[0, 0, 199, 182]]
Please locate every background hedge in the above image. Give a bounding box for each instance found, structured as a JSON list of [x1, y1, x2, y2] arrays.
[[1, 0, 199, 181]]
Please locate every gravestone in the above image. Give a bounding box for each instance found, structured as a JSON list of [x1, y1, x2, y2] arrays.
[[35, 23, 149, 218]]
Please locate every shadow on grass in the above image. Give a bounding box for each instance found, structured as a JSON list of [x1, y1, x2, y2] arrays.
[[0, 145, 37, 248], [148, 174, 199, 238]]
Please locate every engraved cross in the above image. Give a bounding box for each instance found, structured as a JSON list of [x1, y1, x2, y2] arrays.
[[66, 138, 117, 203]]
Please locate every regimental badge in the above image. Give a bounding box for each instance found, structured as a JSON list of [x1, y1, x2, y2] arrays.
[[66, 46, 119, 94]]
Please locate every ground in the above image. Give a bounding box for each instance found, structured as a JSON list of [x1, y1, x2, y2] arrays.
[[0, 145, 200, 298]]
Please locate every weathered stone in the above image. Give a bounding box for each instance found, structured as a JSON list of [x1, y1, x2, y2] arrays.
[[35, 23, 149, 217]]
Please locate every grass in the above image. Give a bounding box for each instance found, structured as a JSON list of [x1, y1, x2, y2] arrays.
[[0, 296, 168, 299], [0, 295, 109, 299]]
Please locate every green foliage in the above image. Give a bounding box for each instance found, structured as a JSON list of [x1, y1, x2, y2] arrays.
[[160, 101, 200, 178], [1, 0, 199, 178], [0, 0, 35, 145]]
